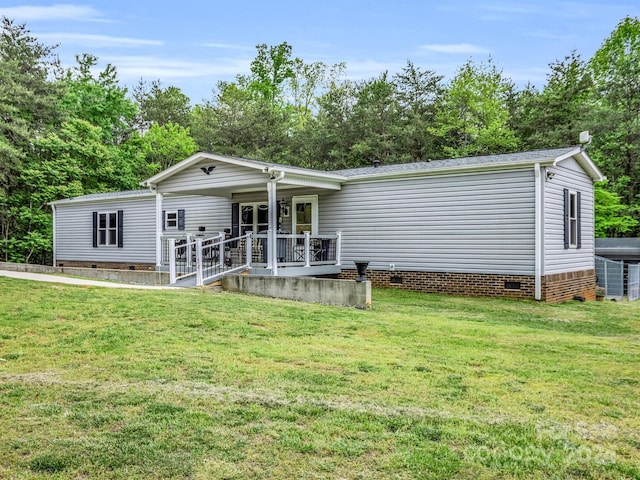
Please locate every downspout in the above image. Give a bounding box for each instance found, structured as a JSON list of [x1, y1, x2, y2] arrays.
[[268, 171, 285, 275], [51, 203, 56, 267], [534, 163, 544, 301]]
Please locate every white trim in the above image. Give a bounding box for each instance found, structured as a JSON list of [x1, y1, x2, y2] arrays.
[[51, 203, 56, 266], [155, 192, 163, 268], [292, 195, 319, 235], [568, 190, 579, 249], [164, 210, 179, 230], [96, 211, 118, 247], [239, 202, 270, 234], [140, 152, 346, 187], [534, 163, 544, 301]]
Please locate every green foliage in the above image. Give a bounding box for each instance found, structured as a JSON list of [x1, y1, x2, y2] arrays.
[[430, 59, 519, 157], [133, 79, 192, 130], [594, 182, 639, 237], [589, 16, 640, 211], [512, 51, 593, 150], [139, 122, 198, 177]]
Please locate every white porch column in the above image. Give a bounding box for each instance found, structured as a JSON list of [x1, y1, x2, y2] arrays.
[[267, 180, 278, 275], [155, 191, 163, 268]]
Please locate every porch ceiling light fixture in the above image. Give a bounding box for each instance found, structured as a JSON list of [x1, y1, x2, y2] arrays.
[[200, 166, 216, 175]]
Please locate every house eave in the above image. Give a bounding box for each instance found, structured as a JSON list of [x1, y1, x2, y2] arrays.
[[342, 160, 552, 183]]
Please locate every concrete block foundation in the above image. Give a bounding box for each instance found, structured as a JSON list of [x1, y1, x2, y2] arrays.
[[222, 274, 371, 308]]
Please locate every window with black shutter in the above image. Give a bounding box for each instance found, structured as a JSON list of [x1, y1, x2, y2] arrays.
[[564, 189, 581, 249], [93, 211, 121, 247]]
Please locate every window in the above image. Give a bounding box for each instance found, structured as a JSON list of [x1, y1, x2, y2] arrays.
[[240, 203, 269, 234], [98, 212, 118, 246], [162, 209, 185, 231], [569, 192, 578, 247], [292, 195, 318, 235], [564, 189, 581, 249], [93, 210, 123, 248], [165, 211, 178, 229]]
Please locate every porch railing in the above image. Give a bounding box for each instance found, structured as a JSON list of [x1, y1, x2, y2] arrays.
[[251, 232, 342, 267], [167, 231, 342, 286], [168, 233, 252, 285]]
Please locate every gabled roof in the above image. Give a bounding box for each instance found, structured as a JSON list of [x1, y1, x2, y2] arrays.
[[50, 190, 153, 206], [141, 151, 346, 187], [334, 147, 605, 182]]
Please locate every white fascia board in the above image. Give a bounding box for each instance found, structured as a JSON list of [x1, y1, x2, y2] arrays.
[[557, 149, 605, 182], [49, 192, 155, 206], [141, 152, 347, 187]]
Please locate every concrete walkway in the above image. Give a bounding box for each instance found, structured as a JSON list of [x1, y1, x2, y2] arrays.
[[0, 270, 178, 290]]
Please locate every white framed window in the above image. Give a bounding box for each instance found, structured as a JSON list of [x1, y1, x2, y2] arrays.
[[292, 195, 318, 235], [568, 191, 578, 248], [165, 210, 178, 229], [240, 203, 269, 234], [98, 212, 118, 246]]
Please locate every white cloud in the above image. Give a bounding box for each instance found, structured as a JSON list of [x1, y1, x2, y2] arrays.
[[195, 43, 255, 51], [37, 32, 163, 48], [103, 55, 251, 81], [343, 60, 404, 80], [421, 43, 491, 54], [0, 4, 106, 22]]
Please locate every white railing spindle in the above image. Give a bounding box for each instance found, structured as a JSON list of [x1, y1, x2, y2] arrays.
[[168, 238, 176, 284]]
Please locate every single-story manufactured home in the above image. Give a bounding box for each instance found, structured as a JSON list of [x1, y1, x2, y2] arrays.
[[50, 146, 604, 302]]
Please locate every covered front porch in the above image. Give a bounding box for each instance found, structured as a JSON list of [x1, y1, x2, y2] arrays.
[[141, 152, 347, 286], [164, 231, 342, 286]]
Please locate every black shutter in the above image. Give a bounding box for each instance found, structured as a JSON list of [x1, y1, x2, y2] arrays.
[[231, 203, 240, 247], [231, 203, 240, 237], [177, 209, 185, 230], [117, 210, 124, 248], [576, 191, 582, 249], [563, 188, 570, 249], [92, 212, 98, 248], [162, 210, 166, 230]]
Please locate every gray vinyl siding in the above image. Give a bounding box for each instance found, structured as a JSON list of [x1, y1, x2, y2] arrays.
[[162, 195, 232, 235], [319, 169, 536, 275], [55, 195, 231, 263], [158, 160, 268, 194], [544, 157, 595, 275], [55, 196, 156, 263]]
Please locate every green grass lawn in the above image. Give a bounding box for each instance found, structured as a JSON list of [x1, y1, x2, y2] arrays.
[[1, 277, 639, 479]]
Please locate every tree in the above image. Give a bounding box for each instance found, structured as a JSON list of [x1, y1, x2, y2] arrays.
[[393, 61, 444, 161], [249, 42, 295, 103], [589, 16, 640, 212], [512, 51, 593, 150], [430, 59, 519, 157], [60, 53, 136, 145], [138, 122, 198, 178], [133, 80, 191, 132], [0, 17, 63, 262], [594, 182, 639, 237], [348, 72, 402, 164]]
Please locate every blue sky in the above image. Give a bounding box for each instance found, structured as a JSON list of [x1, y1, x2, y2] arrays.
[[1, 1, 639, 103]]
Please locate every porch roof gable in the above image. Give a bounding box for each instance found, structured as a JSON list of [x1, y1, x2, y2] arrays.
[[140, 152, 347, 189]]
